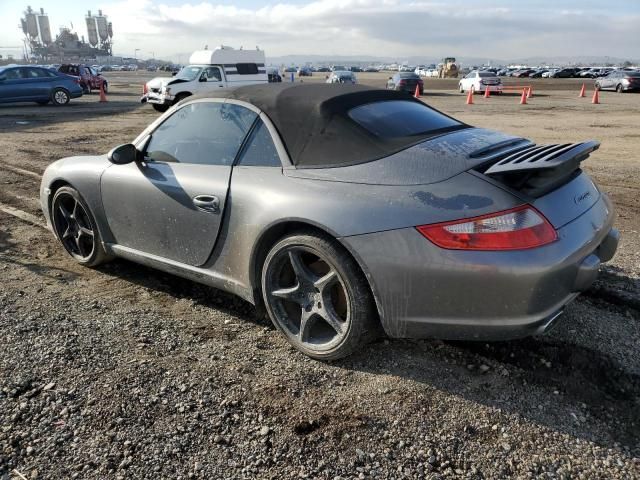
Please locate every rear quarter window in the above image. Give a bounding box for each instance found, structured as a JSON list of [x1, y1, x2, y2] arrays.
[[348, 100, 461, 138], [236, 63, 259, 75]]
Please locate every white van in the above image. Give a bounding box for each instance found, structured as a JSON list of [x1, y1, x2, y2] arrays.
[[141, 46, 268, 112]]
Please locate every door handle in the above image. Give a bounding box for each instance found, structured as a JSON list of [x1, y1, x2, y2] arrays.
[[193, 195, 220, 214]]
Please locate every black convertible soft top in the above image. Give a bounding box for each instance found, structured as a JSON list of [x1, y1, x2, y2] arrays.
[[189, 83, 465, 168]]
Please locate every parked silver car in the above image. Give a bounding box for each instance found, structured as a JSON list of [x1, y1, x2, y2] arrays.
[[40, 84, 618, 359]]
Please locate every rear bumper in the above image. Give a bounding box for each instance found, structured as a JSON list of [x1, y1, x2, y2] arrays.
[[343, 194, 617, 341], [478, 84, 503, 92]]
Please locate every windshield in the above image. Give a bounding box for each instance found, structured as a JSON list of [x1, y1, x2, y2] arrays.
[[174, 66, 202, 81], [349, 100, 461, 138]]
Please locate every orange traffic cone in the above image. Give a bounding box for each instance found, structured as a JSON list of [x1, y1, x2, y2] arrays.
[[484, 86, 490, 98], [519, 88, 527, 105], [527, 86, 533, 98], [579, 84, 586, 97], [414, 83, 421, 98], [592, 88, 600, 104], [466, 88, 474, 105], [99, 80, 107, 103]]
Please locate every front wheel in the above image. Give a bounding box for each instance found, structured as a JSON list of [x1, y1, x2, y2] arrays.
[[616, 84, 624, 93], [261, 232, 378, 360], [152, 103, 170, 113], [172, 92, 191, 105], [51, 186, 110, 267], [459, 84, 464, 93], [51, 88, 70, 106]]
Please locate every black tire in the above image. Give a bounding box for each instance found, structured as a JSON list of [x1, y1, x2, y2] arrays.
[[102, 81, 108, 94], [172, 92, 191, 105], [152, 103, 170, 113], [459, 84, 464, 93], [595, 82, 601, 91], [50, 186, 110, 267], [261, 231, 378, 360], [51, 88, 70, 106], [616, 84, 624, 93]]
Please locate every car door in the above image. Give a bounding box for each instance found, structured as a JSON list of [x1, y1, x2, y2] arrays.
[[195, 66, 225, 93], [0, 68, 24, 102], [100, 100, 258, 266], [23, 68, 53, 100]]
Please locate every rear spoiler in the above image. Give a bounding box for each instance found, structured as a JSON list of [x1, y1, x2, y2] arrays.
[[483, 141, 600, 176]]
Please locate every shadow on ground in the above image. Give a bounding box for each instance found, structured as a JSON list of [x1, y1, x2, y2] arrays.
[[89, 252, 640, 457]]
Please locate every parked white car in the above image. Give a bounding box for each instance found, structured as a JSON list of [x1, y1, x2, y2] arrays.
[[542, 69, 557, 78], [141, 46, 268, 112], [458, 70, 503, 93]]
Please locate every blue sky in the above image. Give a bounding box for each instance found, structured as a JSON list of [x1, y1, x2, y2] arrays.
[[1, 1, 639, 62]]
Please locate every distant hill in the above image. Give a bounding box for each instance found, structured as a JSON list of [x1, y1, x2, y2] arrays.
[[267, 54, 639, 68], [158, 52, 638, 68]]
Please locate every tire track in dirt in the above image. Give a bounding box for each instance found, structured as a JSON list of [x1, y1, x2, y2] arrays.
[[0, 163, 41, 180], [0, 202, 46, 228]]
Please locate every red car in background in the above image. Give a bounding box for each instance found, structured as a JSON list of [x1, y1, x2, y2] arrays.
[[57, 64, 108, 94]]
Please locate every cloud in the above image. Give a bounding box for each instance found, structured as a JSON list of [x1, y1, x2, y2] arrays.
[[97, 0, 640, 61]]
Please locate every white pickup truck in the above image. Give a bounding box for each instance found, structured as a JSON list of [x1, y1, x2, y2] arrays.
[[141, 46, 268, 112]]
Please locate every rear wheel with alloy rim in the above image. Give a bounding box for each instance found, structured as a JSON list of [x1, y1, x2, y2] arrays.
[[51, 186, 109, 267], [616, 84, 624, 93], [262, 232, 378, 360], [51, 88, 70, 106]]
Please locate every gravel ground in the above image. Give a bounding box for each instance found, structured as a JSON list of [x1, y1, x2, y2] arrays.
[[1, 73, 639, 479]]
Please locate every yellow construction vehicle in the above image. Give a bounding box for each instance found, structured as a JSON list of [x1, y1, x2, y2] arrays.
[[438, 57, 459, 78]]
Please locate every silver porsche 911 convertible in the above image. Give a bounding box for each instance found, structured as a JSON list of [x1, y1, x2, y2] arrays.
[[40, 84, 619, 359]]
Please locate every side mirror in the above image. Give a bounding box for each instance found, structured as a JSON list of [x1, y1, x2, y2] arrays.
[[199, 76, 207, 82], [107, 143, 139, 165]]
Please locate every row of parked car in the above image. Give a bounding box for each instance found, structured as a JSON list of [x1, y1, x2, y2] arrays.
[[0, 63, 110, 106], [489, 66, 638, 79]]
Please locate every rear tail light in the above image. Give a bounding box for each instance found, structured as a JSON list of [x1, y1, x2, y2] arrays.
[[398, 80, 406, 86], [416, 205, 557, 251], [143, 83, 148, 94], [418, 79, 424, 85]]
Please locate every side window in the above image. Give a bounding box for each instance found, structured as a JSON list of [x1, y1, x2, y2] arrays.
[[5, 69, 22, 80], [145, 102, 257, 166], [237, 120, 282, 167], [236, 63, 258, 75], [201, 67, 222, 82], [26, 68, 47, 78]]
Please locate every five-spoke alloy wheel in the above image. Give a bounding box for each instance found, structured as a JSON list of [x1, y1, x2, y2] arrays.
[[51, 186, 109, 266], [262, 232, 378, 360]]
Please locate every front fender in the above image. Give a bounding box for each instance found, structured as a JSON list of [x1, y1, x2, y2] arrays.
[[40, 155, 114, 243]]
